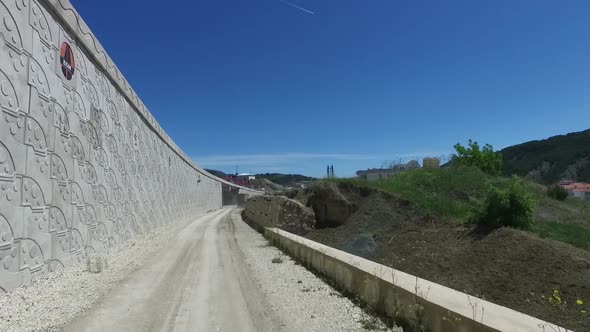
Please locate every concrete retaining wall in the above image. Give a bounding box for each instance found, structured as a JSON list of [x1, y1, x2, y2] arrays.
[[0, 0, 260, 290], [265, 227, 569, 332], [222, 185, 240, 206]]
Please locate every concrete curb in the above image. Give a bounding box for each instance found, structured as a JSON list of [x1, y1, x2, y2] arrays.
[[264, 227, 571, 332]]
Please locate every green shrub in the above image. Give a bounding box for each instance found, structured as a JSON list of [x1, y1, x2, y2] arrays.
[[453, 139, 502, 176], [546, 185, 568, 201], [473, 177, 534, 230]]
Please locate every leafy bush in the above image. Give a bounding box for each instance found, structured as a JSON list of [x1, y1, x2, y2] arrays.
[[453, 139, 502, 176], [547, 185, 568, 201], [472, 177, 534, 230]]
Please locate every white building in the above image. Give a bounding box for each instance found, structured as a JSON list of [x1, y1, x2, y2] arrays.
[[236, 173, 256, 181]]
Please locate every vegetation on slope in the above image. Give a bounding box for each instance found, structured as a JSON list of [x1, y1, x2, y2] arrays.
[[330, 166, 590, 251], [453, 139, 503, 176], [204, 169, 316, 188], [501, 129, 590, 184]]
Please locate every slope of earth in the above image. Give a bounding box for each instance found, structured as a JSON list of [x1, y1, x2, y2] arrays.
[[204, 169, 227, 178], [329, 166, 590, 251], [501, 128, 590, 184], [301, 178, 590, 331], [251, 178, 286, 194]]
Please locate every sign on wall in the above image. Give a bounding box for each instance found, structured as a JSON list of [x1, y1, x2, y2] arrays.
[[60, 41, 75, 79], [56, 29, 77, 88]]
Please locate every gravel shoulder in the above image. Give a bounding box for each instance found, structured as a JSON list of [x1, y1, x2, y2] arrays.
[[228, 208, 396, 332], [0, 207, 396, 332], [0, 210, 216, 332]]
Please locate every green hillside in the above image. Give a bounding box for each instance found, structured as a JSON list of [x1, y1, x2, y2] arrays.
[[330, 166, 590, 251], [204, 169, 316, 187], [501, 129, 590, 184]]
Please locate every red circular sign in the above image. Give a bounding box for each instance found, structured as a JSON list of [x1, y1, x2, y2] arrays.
[[60, 42, 75, 80]]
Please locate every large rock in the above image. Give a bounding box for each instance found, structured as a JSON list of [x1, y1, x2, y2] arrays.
[[307, 182, 358, 227], [242, 195, 315, 235]]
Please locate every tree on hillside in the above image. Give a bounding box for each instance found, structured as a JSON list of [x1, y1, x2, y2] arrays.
[[453, 140, 502, 176], [500, 129, 590, 183]]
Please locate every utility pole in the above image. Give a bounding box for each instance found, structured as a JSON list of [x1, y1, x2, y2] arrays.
[[326, 165, 335, 179]]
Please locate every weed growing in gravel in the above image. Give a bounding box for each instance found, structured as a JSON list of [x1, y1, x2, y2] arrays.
[[85, 255, 108, 274], [271, 256, 283, 264]]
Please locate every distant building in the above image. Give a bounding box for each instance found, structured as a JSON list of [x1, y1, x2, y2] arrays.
[[406, 160, 421, 169], [236, 173, 256, 181], [223, 173, 256, 188], [356, 168, 398, 181], [356, 160, 421, 181], [559, 181, 590, 202], [423, 157, 440, 169]]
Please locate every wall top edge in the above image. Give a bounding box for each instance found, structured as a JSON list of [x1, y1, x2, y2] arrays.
[[40, 0, 262, 194]]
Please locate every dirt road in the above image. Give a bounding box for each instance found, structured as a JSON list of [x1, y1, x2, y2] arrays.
[[64, 207, 392, 332], [65, 207, 279, 332]]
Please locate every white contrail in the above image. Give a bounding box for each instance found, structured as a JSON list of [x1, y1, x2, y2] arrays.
[[280, 0, 315, 14]]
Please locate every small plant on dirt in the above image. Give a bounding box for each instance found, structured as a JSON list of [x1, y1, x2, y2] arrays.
[[547, 185, 568, 201], [577, 299, 587, 315], [548, 290, 563, 306], [471, 177, 534, 230], [544, 290, 569, 312]]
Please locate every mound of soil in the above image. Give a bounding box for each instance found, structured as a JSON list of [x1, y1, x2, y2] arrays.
[[242, 195, 315, 236], [303, 183, 590, 331], [307, 182, 359, 228]]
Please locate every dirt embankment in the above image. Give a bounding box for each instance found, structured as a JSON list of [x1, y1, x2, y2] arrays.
[[288, 183, 590, 331], [241, 195, 315, 235]]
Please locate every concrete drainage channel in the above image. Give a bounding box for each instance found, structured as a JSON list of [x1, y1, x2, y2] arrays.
[[263, 227, 570, 332]]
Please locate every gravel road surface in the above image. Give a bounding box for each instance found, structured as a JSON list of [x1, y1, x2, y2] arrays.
[[2, 207, 395, 332]]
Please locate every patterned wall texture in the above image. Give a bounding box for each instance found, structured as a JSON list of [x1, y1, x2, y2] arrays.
[[0, 0, 260, 291]]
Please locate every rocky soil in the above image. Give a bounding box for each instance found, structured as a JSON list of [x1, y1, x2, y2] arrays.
[[245, 182, 590, 331], [242, 195, 315, 235]]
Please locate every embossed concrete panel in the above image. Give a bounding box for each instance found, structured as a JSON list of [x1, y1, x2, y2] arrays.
[[0, 0, 261, 290]]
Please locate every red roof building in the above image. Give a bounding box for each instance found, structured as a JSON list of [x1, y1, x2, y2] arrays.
[[559, 181, 590, 201]]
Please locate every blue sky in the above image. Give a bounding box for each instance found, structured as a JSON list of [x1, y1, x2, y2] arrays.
[[72, 0, 590, 178]]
